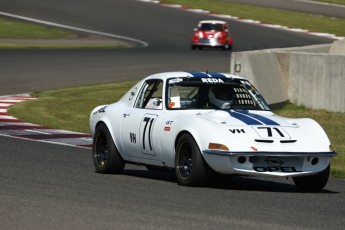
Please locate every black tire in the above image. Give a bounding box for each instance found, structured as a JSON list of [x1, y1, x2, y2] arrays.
[[222, 44, 232, 50], [293, 164, 330, 192], [92, 123, 125, 174], [175, 133, 210, 186], [191, 45, 196, 50]]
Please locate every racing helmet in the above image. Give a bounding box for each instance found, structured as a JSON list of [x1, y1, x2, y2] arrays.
[[209, 86, 233, 109]]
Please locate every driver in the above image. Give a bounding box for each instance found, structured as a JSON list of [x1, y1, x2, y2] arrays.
[[209, 86, 233, 109]]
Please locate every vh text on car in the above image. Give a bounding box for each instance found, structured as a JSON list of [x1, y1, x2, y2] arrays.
[[90, 71, 336, 191]]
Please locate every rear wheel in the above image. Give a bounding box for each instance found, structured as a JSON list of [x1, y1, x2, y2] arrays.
[[293, 165, 330, 192], [175, 133, 210, 186], [92, 123, 125, 174]]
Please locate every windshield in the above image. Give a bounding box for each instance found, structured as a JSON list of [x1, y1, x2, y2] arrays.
[[166, 77, 270, 111], [199, 23, 223, 31]]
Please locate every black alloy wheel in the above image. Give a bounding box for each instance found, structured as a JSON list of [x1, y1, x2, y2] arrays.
[[92, 123, 125, 174], [175, 133, 210, 186]]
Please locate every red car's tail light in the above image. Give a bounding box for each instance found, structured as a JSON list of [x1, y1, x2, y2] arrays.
[[217, 32, 227, 43], [192, 33, 199, 42]]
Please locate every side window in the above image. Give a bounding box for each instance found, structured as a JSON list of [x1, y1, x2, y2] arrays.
[[135, 80, 163, 109], [167, 84, 199, 109]]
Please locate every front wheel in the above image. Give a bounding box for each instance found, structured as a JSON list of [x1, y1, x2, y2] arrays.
[[175, 133, 210, 186], [292, 165, 330, 192], [92, 123, 125, 174], [222, 44, 232, 50]]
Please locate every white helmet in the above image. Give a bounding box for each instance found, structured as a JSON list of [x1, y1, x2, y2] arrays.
[[209, 86, 232, 109]]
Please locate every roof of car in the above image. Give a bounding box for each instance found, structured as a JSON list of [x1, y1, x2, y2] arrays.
[[198, 20, 227, 24], [145, 71, 245, 81]]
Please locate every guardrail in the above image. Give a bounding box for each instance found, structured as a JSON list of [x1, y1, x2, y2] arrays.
[[230, 39, 345, 112]]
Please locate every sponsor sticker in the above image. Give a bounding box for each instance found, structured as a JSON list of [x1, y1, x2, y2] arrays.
[[201, 78, 224, 84], [169, 78, 183, 84]]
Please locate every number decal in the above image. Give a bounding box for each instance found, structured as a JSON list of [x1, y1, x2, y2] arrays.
[[140, 114, 158, 155], [257, 127, 285, 137], [142, 117, 154, 150]]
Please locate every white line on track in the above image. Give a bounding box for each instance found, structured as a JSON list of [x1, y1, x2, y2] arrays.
[[25, 129, 51, 135], [0, 11, 149, 47], [0, 133, 92, 149]]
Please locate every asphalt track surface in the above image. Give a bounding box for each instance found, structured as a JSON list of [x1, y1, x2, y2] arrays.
[[0, 0, 334, 95], [224, 0, 345, 19], [0, 0, 344, 229]]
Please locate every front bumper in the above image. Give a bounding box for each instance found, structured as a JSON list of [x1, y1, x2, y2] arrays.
[[203, 150, 337, 177], [192, 38, 225, 47]]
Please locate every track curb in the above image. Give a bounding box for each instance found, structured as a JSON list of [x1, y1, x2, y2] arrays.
[[0, 94, 92, 149]]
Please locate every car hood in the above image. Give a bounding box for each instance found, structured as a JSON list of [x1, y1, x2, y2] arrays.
[[189, 110, 331, 153], [196, 110, 295, 127]]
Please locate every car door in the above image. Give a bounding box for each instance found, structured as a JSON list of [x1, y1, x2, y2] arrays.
[[120, 79, 164, 160]]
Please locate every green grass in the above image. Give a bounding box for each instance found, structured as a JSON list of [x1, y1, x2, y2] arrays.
[[162, 0, 345, 37], [0, 17, 71, 39], [8, 83, 345, 179], [8, 81, 137, 134], [0, 17, 126, 49], [314, 0, 345, 6]]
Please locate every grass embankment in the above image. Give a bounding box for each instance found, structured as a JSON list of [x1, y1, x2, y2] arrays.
[[8, 81, 137, 133], [314, 0, 345, 6], [162, 0, 345, 37], [0, 17, 126, 49], [8, 83, 345, 179]]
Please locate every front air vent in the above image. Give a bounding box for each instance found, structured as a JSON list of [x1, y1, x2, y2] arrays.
[[255, 139, 274, 143], [280, 140, 297, 143]]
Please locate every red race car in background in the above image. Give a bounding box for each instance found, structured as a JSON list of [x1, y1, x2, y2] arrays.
[[191, 20, 233, 50]]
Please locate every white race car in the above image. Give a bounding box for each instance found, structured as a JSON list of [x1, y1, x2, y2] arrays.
[[90, 71, 336, 191]]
